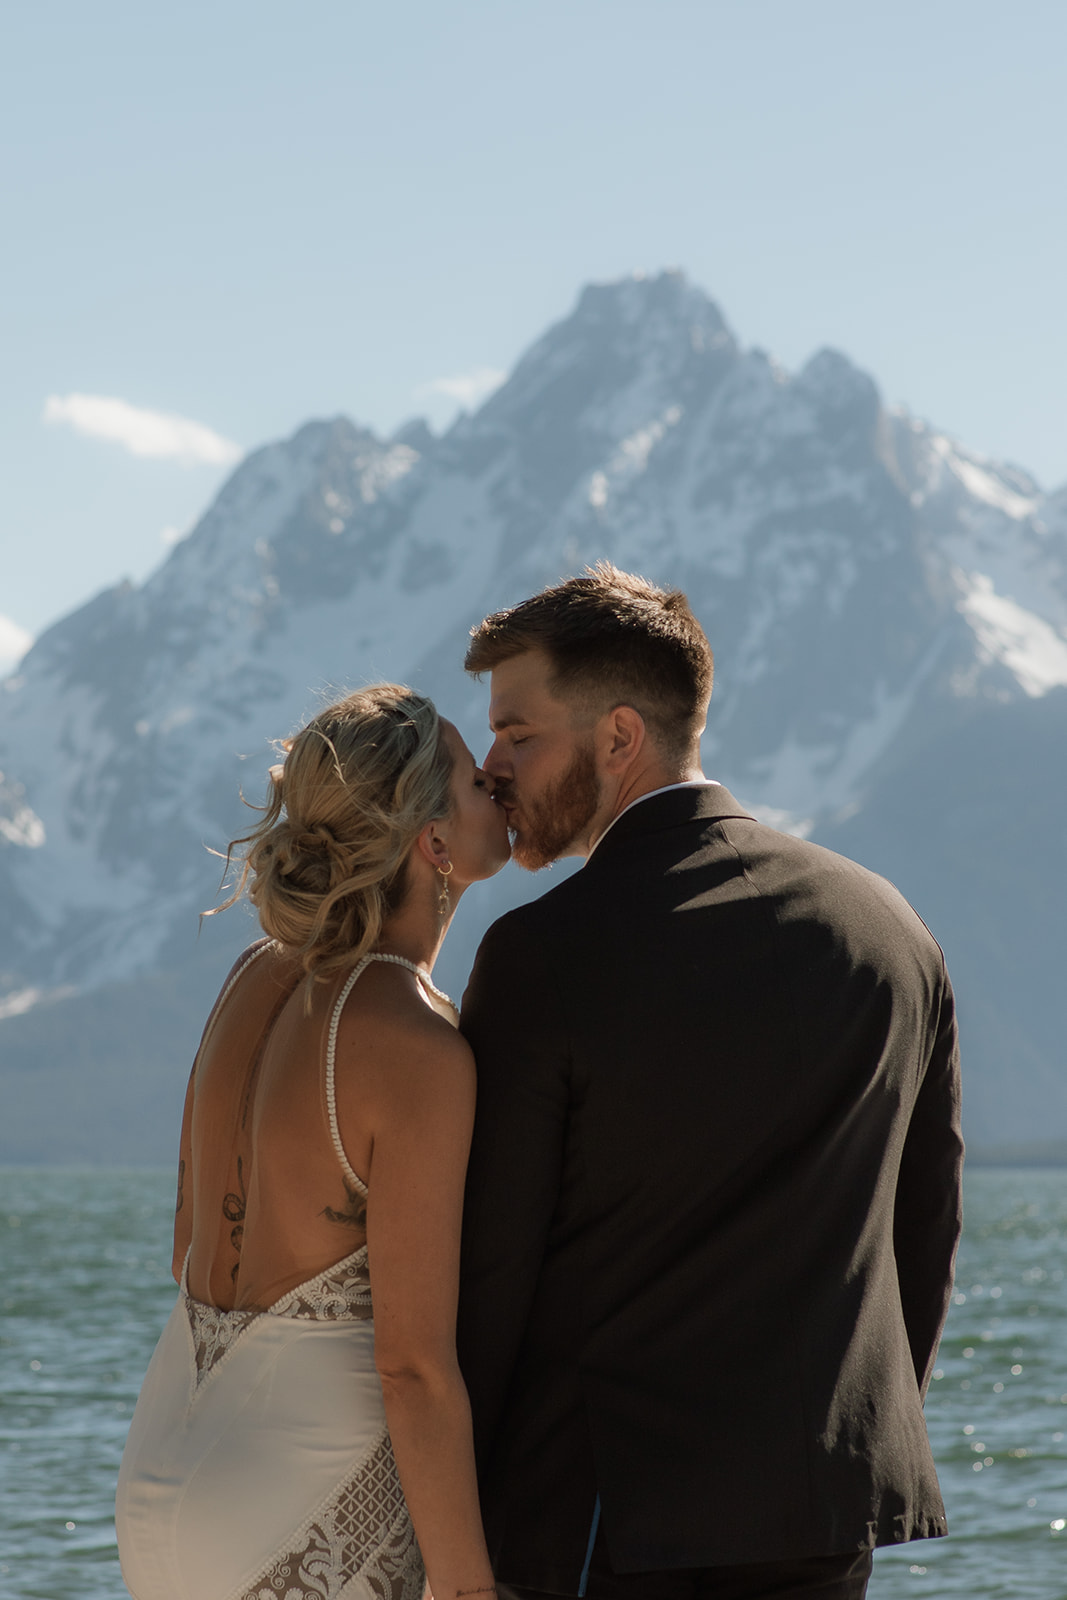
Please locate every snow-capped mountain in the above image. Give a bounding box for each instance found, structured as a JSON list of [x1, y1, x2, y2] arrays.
[[3, 271, 1066, 1161]]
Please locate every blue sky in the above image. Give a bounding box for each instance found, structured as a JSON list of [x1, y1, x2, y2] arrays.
[[2, 0, 1066, 664]]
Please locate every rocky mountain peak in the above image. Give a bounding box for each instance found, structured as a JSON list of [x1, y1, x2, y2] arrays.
[[795, 347, 881, 428], [480, 271, 738, 451], [1, 273, 1066, 1158]]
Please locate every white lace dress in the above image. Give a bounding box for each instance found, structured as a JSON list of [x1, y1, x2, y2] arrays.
[[115, 953, 438, 1600]]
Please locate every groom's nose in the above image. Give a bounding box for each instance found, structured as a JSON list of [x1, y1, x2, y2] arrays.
[[483, 738, 510, 779]]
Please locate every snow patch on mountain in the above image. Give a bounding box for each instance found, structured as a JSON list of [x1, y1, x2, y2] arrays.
[[733, 668, 925, 821], [947, 450, 1038, 520], [956, 572, 1067, 696], [588, 404, 685, 511], [0, 769, 45, 847]]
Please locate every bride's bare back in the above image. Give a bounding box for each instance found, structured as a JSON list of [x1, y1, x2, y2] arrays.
[[173, 938, 464, 1314]]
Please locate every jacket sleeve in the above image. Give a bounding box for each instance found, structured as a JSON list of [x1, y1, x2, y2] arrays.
[[456, 910, 571, 1478], [893, 967, 965, 1399]]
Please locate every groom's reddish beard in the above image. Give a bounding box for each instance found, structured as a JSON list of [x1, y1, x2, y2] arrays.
[[499, 739, 601, 871]]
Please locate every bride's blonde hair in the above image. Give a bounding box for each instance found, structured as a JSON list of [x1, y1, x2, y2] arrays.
[[213, 685, 453, 983]]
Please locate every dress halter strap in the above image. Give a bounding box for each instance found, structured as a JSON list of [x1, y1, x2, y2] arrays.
[[364, 951, 458, 1013], [325, 953, 458, 1196]]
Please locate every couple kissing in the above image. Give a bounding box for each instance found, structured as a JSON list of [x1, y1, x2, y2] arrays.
[[116, 564, 962, 1600]]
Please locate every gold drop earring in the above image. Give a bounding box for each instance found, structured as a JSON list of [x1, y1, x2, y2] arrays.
[[437, 860, 454, 919]]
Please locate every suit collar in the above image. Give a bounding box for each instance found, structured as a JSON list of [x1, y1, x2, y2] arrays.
[[588, 780, 716, 857], [587, 783, 754, 861]]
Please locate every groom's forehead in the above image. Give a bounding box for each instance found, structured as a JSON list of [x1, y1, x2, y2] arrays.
[[487, 650, 560, 725]]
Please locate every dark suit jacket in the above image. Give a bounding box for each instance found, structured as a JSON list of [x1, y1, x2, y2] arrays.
[[457, 786, 963, 1588]]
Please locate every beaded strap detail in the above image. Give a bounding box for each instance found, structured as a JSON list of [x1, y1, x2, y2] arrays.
[[325, 953, 457, 1196], [216, 939, 276, 1009], [194, 940, 277, 1079]]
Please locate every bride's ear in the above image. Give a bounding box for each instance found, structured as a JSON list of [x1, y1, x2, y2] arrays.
[[413, 819, 451, 871]]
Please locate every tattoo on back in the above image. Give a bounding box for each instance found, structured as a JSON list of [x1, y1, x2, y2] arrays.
[[175, 1158, 185, 1215], [320, 1178, 367, 1231], [222, 1155, 248, 1282]]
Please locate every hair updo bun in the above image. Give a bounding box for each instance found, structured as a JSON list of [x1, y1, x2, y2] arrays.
[[213, 685, 453, 984]]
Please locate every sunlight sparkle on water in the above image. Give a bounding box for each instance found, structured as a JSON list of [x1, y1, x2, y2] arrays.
[[1, 1166, 1065, 1600]]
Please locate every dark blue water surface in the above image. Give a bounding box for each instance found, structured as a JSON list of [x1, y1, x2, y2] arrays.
[[1, 1167, 1065, 1599]]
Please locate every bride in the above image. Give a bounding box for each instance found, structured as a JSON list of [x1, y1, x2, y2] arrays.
[[116, 685, 510, 1600]]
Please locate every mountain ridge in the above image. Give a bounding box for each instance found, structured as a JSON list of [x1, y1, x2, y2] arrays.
[[2, 270, 1065, 1160]]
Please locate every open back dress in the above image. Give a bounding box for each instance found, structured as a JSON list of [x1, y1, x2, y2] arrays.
[[116, 940, 447, 1600]]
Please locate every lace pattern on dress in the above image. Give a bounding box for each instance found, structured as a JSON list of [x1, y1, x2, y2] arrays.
[[186, 1297, 260, 1385], [270, 1246, 373, 1322], [182, 1245, 373, 1387], [237, 1426, 424, 1600]]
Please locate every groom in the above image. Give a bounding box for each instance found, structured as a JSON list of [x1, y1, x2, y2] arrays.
[[456, 565, 963, 1600]]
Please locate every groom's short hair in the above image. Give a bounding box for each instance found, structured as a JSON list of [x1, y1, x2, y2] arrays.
[[465, 563, 713, 762]]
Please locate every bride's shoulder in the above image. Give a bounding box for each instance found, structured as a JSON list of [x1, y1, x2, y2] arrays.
[[335, 997, 475, 1142], [218, 936, 301, 988], [335, 962, 472, 1074], [198, 937, 299, 1034]]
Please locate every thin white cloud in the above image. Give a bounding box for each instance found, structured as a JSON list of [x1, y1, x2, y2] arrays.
[[417, 367, 506, 410], [43, 393, 242, 465], [0, 615, 34, 675]]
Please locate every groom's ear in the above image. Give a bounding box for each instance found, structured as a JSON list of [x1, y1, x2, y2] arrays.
[[598, 704, 645, 773]]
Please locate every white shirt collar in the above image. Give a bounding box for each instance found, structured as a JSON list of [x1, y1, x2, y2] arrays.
[[586, 780, 720, 860]]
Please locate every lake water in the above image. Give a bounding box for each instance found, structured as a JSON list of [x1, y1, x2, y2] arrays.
[[1, 1167, 1065, 1599]]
